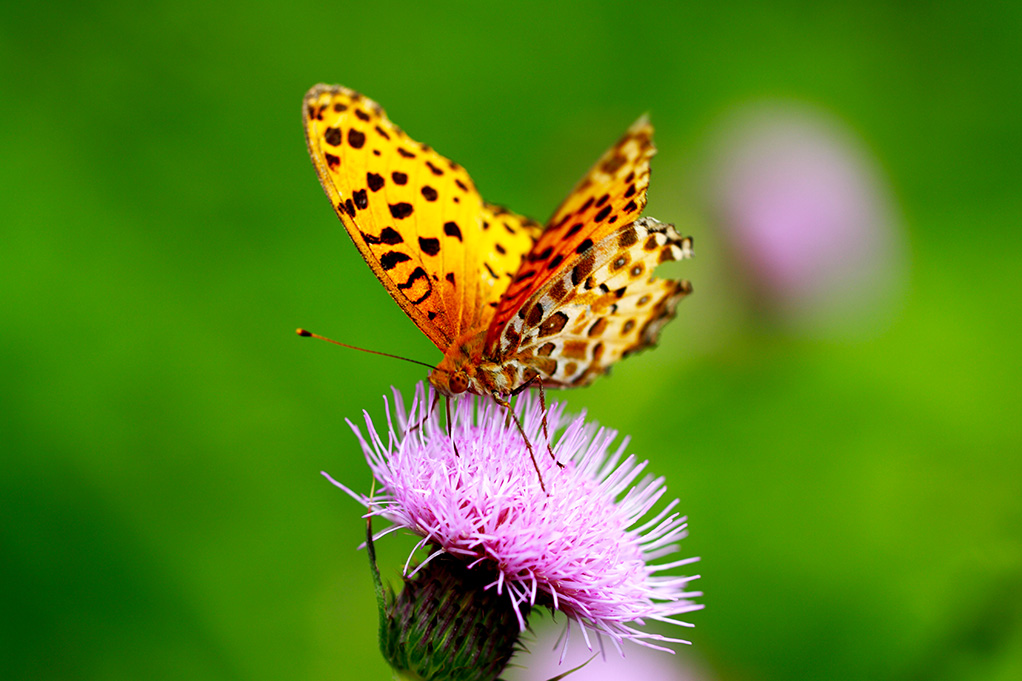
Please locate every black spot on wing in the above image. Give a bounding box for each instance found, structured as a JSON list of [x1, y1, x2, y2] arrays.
[[418, 237, 440, 256], [443, 222, 462, 241], [361, 227, 403, 245], [324, 127, 342, 146], [528, 246, 553, 263], [526, 302, 544, 327], [380, 251, 411, 271], [538, 311, 568, 337], [514, 269, 537, 284], [353, 189, 368, 210], [390, 202, 414, 219], [619, 223, 641, 248], [571, 254, 595, 286], [396, 266, 432, 304]]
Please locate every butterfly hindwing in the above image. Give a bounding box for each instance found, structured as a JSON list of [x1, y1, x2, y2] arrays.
[[476, 202, 543, 325], [494, 217, 692, 386], [304, 84, 539, 349]]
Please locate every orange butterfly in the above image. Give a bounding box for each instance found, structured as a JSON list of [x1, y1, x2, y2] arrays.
[[303, 84, 692, 406]]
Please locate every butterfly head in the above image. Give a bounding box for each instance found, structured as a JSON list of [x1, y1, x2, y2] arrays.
[[428, 365, 471, 397], [428, 334, 503, 397]]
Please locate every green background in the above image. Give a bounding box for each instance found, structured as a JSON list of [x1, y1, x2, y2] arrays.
[[3, 1, 1020, 679]]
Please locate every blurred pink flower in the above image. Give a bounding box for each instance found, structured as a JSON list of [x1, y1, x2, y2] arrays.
[[327, 383, 702, 653], [707, 104, 903, 329]]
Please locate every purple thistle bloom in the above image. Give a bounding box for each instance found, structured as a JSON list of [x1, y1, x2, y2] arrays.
[[326, 383, 702, 656]]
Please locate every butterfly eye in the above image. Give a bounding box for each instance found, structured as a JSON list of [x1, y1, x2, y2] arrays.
[[449, 373, 469, 394]]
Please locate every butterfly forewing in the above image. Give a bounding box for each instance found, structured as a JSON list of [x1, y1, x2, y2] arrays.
[[304, 85, 539, 349], [476, 202, 543, 317], [484, 116, 656, 355]]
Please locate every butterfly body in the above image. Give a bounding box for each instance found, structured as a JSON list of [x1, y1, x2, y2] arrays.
[[429, 330, 504, 397], [303, 84, 692, 400]]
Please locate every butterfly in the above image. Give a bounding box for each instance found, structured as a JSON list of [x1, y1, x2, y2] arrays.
[[303, 84, 692, 406]]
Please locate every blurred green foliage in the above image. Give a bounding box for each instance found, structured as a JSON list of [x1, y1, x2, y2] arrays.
[[2, 1, 1019, 679]]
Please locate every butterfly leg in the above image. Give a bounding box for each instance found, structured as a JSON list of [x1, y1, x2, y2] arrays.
[[445, 395, 460, 458], [493, 394, 548, 495], [536, 382, 562, 468], [407, 390, 440, 434], [509, 376, 560, 467]]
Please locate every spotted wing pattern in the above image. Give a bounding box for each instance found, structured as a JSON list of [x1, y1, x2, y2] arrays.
[[477, 202, 544, 320], [484, 116, 656, 355], [303, 84, 540, 350], [495, 217, 692, 387]]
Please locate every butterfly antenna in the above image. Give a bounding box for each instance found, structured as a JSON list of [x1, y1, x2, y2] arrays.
[[296, 328, 438, 371]]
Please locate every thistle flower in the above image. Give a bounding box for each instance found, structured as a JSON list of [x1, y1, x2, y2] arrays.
[[326, 383, 701, 679]]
